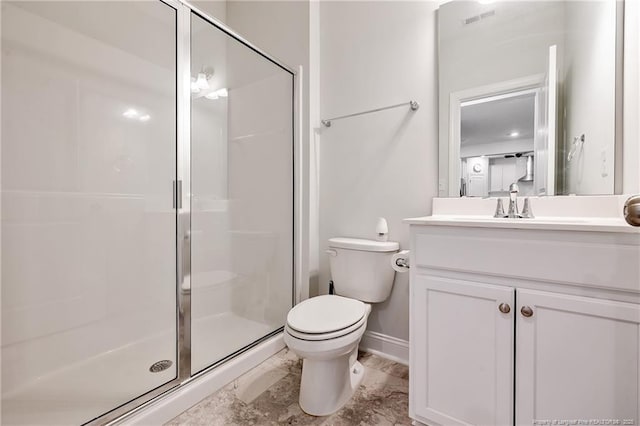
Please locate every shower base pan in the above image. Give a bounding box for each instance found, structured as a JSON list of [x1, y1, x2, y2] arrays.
[[2, 312, 280, 425]]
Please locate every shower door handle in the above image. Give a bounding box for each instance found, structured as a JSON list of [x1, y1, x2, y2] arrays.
[[173, 180, 183, 209]]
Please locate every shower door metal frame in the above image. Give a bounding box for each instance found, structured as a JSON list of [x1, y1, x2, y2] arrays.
[[84, 0, 299, 424], [175, 0, 192, 385]]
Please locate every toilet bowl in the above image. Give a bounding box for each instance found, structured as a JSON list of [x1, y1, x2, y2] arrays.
[[284, 237, 399, 416], [284, 295, 372, 416]]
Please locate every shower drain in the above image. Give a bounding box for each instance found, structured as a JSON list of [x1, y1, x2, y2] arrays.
[[149, 360, 173, 373]]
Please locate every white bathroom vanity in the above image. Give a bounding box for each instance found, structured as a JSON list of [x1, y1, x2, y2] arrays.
[[406, 196, 640, 426]]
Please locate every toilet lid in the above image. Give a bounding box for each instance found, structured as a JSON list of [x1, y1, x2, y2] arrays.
[[287, 295, 367, 334], [286, 315, 366, 341]]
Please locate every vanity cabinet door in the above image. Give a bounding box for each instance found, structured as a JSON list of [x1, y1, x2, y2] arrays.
[[516, 289, 640, 426], [410, 274, 514, 426]]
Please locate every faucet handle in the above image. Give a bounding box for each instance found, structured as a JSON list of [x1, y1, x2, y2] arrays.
[[522, 198, 534, 218], [494, 198, 506, 218], [507, 184, 520, 218]]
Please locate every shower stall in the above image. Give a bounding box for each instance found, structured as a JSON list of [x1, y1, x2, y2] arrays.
[[1, 1, 296, 424]]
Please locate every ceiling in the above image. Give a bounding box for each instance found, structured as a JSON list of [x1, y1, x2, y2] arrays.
[[461, 92, 535, 146]]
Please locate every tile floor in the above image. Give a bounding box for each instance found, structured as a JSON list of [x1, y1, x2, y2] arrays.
[[165, 349, 411, 425]]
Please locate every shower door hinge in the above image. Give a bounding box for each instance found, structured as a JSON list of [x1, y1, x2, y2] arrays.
[[173, 180, 182, 209]]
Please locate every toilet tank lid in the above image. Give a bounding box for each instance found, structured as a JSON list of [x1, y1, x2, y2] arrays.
[[328, 237, 399, 252]]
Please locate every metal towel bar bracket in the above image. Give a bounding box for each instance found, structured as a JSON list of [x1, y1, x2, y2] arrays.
[[567, 134, 585, 162], [321, 100, 419, 127]]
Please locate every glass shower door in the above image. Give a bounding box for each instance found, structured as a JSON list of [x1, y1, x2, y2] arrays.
[[190, 12, 294, 374], [1, 1, 178, 424]]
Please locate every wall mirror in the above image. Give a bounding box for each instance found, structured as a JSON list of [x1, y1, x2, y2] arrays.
[[437, 0, 623, 197]]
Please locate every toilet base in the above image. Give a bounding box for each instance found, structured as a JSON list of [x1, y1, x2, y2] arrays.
[[298, 347, 365, 416]]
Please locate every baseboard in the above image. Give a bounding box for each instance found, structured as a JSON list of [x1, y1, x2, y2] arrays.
[[359, 330, 409, 366]]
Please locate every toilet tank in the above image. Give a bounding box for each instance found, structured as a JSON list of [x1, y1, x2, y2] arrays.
[[327, 237, 399, 303]]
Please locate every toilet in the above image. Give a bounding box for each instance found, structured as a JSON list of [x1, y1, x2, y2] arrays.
[[284, 237, 399, 416]]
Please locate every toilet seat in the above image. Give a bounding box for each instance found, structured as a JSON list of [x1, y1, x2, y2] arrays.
[[286, 314, 367, 341], [286, 295, 368, 341]]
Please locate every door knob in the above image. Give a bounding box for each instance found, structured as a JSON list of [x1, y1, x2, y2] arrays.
[[521, 306, 534, 317], [498, 303, 511, 314]]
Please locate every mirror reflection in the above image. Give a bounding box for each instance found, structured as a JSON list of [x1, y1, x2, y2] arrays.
[[460, 91, 538, 197], [438, 0, 622, 197]]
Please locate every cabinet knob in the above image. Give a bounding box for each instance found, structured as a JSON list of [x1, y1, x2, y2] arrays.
[[498, 303, 511, 314], [624, 195, 640, 226], [521, 306, 534, 317]]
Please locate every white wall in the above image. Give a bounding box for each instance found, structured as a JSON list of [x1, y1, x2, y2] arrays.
[[191, 0, 227, 24], [309, 0, 321, 300], [563, 1, 616, 195], [623, 0, 640, 194], [318, 1, 438, 341]]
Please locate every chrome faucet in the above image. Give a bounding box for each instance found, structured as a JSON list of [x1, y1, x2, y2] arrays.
[[493, 183, 534, 219], [507, 183, 520, 218]]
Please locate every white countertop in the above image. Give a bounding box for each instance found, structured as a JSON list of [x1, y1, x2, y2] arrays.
[[404, 195, 640, 233], [403, 215, 640, 233]]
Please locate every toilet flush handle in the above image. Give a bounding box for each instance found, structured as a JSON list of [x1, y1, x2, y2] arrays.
[[325, 249, 337, 257]]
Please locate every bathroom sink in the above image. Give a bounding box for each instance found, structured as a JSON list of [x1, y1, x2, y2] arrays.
[[442, 216, 588, 224], [518, 217, 588, 224]]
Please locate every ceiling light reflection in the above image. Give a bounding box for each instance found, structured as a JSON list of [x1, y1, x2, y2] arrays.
[[122, 108, 138, 118]]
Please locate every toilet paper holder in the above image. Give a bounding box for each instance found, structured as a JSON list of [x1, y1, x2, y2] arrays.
[[394, 257, 410, 269], [391, 250, 410, 272]]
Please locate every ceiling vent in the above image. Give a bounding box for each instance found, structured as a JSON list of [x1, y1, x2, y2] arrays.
[[463, 9, 496, 25]]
